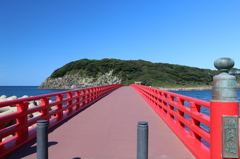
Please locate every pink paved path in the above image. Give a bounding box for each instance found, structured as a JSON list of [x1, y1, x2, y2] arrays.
[[8, 86, 195, 159]]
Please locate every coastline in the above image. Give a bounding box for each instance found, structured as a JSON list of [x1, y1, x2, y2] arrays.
[[158, 86, 212, 91], [159, 85, 240, 91]]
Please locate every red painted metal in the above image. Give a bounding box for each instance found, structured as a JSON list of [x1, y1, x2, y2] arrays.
[[0, 84, 123, 159], [130, 84, 210, 159], [210, 101, 239, 159]]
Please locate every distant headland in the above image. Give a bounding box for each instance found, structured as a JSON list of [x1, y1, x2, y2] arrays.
[[39, 58, 240, 90]]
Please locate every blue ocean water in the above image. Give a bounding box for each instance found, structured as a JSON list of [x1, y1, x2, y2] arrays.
[[0, 86, 67, 98], [171, 90, 240, 102]]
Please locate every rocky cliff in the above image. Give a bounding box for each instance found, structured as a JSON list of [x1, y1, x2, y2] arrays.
[[39, 70, 122, 89]]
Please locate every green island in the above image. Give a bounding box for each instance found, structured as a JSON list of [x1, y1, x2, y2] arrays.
[[40, 58, 240, 90]]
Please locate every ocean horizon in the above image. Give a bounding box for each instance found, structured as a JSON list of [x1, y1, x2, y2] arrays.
[[0, 86, 67, 98]]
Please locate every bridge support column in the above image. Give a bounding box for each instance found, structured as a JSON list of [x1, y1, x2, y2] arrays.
[[210, 58, 239, 159]]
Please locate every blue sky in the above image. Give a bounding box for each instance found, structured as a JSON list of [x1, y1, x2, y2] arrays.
[[0, 0, 239, 86]]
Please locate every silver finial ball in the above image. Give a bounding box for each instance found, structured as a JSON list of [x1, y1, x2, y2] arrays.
[[214, 57, 234, 72]]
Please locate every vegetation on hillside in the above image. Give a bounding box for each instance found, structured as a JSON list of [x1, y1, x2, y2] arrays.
[[47, 58, 225, 87]]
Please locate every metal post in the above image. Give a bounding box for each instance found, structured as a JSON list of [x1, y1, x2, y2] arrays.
[[137, 121, 148, 159], [210, 58, 239, 159], [37, 120, 48, 159]]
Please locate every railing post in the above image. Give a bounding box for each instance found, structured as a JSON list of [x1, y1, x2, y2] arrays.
[[56, 94, 63, 121], [137, 121, 148, 159], [16, 101, 28, 137], [66, 92, 73, 115], [75, 91, 80, 110], [210, 58, 239, 159], [81, 90, 85, 108], [37, 120, 48, 159]]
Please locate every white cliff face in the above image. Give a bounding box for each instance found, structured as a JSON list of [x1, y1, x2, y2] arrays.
[[94, 70, 122, 86], [39, 70, 122, 89]]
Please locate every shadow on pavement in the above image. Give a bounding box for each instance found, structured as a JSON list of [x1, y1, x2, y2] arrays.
[[7, 141, 58, 159]]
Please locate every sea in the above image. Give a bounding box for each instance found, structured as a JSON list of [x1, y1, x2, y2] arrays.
[[0, 86, 67, 98]]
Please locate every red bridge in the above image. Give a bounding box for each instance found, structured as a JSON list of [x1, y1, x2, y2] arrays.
[[0, 58, 239, 159]]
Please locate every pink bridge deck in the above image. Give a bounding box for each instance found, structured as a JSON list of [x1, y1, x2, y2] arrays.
[[7, 86, 195, 159]]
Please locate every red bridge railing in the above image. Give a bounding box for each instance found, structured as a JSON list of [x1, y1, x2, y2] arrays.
[[131, 58, 240, 159], [0, 84, 123, 158], [131, 84, 211, 159]]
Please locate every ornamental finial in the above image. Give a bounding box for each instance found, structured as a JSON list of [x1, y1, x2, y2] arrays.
[[214, 57, 234, 73], [212, 57, 237, 102]]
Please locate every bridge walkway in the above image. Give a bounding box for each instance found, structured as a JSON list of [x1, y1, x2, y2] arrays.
[[8, 86, 195, 159]]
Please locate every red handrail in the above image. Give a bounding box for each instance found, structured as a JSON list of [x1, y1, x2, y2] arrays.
[[130, 84, 210, 159], [0, 84, 123, 158]]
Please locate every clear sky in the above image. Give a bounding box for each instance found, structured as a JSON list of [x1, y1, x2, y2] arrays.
[[0, 0, 239, 86]]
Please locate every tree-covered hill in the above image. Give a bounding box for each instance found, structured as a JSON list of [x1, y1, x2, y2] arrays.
[[46, 58, 220, 87]]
